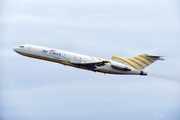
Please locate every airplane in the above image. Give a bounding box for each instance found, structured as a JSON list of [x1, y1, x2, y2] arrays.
[[13, 45, 164, 76]]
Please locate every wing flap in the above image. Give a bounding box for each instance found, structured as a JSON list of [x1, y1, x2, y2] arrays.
[[70, 61, 109, 65], [70, 61, 109, 70]]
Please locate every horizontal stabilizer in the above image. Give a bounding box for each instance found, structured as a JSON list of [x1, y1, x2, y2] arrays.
[[145, 53, 165, 60]]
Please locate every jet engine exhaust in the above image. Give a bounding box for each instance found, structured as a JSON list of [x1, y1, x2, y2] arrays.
[[140, 71, 147, 76]]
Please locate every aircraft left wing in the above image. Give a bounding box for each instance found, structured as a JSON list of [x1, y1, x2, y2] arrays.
[[70, 61, 109, 70]]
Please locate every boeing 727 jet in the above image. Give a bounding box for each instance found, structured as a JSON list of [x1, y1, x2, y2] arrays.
[[13, 45, 164, 76]]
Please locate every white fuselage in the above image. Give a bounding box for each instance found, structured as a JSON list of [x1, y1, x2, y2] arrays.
[[13, 45, 141, 75]]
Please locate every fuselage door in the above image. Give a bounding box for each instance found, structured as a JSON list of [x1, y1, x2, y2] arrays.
[[27, 45, 32, 52]]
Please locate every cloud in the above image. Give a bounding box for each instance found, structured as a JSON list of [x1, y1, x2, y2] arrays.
[[154, 112, 164, 119], [1, 14, 60, 24], [2, 0, 179, 32], [12, 0, 170, 4], [2, 77, 180, 119], [1, 0, 180, 120]]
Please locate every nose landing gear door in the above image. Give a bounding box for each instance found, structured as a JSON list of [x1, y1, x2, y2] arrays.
[[27, 45, 32, 52]]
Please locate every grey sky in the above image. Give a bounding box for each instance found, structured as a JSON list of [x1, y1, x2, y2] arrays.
[[1, 0, 180, 120]]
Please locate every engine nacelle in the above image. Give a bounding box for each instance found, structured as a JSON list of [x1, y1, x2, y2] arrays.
[[140, 71, 147, 76], [111, 63, 131, 71]]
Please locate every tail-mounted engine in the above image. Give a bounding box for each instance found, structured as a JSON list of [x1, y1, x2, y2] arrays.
[[111, 63, 131, 71]]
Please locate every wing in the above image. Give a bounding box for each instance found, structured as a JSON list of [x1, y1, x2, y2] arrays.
[[70, 61, 109, 70]]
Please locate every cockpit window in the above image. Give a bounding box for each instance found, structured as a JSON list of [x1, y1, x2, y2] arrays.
[[20, 46, 24, 48]]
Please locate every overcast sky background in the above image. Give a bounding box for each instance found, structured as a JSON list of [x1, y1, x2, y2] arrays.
[[1, 0, 180, 120]]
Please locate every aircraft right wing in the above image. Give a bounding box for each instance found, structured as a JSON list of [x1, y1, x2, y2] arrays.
[[70, 61, 109, 70]]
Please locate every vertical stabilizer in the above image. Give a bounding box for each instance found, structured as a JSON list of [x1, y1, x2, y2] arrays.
[[112, 53, 164, 71]]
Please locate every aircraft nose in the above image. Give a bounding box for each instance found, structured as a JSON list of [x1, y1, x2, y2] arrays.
[[13, 47, 19, 52]]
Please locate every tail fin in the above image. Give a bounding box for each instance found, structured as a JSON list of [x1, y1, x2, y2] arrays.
[[112, 53, 164, 71]]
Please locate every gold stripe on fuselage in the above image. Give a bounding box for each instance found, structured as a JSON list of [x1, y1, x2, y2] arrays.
[[90, 56, 95, 60], [105, 59, 111, 65], [17, 52, 114, 74], [96, 57, 102, 61]]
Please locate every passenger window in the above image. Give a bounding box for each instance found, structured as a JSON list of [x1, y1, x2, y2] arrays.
[[20, 46, 24, 48]]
